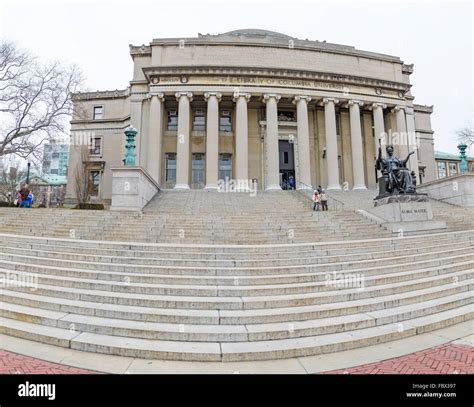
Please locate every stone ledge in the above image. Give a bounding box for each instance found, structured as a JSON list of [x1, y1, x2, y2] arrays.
[[110, 167, 160, 211]]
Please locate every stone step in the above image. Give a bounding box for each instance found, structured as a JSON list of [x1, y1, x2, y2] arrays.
[[1, 291, 470, 342], [0, 240, 469, 268], [1, 305, 471, 361], [2, 280, 470, 325], [4, 270, 472, 310], [2, 250, 473, 279]]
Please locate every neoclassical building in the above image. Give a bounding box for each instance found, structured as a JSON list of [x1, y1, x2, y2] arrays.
[[66, 29, 437, 203]]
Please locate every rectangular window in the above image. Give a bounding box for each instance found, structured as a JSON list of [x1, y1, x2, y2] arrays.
[[283, 151, 289, 165], [87, 171, 101, 197], [449, 163, 458, 176], [219, 110, 232, 132], [219, 153, 232, 181], [193, 110, 206, 131], [167, 111, 178, 131], [165, 153, 177, 182], [89, 137, 102, 156], [437, 162, 447, 179], [93, 106, 103, 120], [277, 111, 295, 122], [192, 153, 205, 184]]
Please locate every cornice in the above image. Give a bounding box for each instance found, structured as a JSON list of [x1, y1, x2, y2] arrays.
[[142, 66, 411, 93]]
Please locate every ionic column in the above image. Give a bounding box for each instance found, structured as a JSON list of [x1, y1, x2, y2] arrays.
[[393, 105, 408, 158], [371, 103, 387, 161], [204, 92, 221, 190], [233, 92, 251, 185], [348, 100, 367, 190], [322, 98, 341, 190], [147, 92, 164, 184], [405, 109, 420, 183], [263, 94, 281, 190], [174, 92, 193, 190], [293, 95, 312, 189]]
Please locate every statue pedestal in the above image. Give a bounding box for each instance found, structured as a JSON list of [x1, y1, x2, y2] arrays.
[[374, 194, 446, 234], [110, 167, 159, 211]]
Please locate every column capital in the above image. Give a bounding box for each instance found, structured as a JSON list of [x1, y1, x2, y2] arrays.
[[392, 105, 406, 113], [293, 95, 312, 104], [204, 92, 222, 102], [262, 94, 281, 103], [233, 92, 251, 102], [148, 92, 165, 100], [370, 102, 387, 110], [320, 97, 339, 106], [347, 100, 364, 107], [175, 92, 193, 102]]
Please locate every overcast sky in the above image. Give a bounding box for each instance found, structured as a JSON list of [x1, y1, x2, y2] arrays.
[[1, 0, 472, 154]]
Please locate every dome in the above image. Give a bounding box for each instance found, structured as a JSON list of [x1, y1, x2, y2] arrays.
[[219, 29, 294, 39]]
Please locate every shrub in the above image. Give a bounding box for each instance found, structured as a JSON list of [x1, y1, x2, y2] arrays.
[[75, 203, 105, 210], [0, 201, 14, 207]]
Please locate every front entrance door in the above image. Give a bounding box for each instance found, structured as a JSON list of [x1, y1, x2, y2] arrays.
[[279, 140, 295, 189]]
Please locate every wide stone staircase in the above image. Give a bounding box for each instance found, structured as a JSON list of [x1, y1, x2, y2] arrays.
[[0, 190, 392, 244], [0, 190, 472, 362]]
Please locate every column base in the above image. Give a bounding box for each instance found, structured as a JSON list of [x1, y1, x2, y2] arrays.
[[265, 184, 282, 191], [326, 184, 342, 191], [352, 185, 368, 190], [298, 184, 313, 190], [204, 184, 218, 191], [174, 184, 190, 190]]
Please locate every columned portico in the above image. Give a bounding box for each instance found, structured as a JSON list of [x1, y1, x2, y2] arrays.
[[147, 92, 164, 184], [348, 100, 367, 190], [293, 96, 312, 189], [263, 94, 282, 190], [233, 92, 251, 187], [322, 98, 341, 190], [204, 92, 221, 189], [174, 92, 193, 190]]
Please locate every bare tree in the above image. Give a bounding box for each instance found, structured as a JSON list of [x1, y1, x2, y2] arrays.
[[456, 125, 474, 150], [0, 157, 26, 203], [74, 146, 90, 204], [0, 41, 83, 161]]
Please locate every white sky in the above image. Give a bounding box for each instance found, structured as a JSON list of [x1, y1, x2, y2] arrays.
[[1, 0, 472, 154]]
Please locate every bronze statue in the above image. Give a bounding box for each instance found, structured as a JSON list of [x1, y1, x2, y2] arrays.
[[376, 145, 416, 194]]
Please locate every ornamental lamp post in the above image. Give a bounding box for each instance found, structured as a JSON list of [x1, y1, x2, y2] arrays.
[[123, 126, 137, 167], [458, 143, 468, 173]]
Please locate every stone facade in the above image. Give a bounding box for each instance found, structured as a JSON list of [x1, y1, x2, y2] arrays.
[[65, 29, 437, 204]]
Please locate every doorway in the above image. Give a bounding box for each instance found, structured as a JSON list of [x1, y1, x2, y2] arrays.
[[279, 140, 295, 189]]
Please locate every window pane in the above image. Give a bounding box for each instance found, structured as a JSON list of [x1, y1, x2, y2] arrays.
[[193, 111, 206, 131], [219, 153, 232, 180], [167, 111, 178, 130], [192, 153, 205, 183], [219, 110, 232, 132], [165, 153, 177, 182], [93, 106, 103, 120]]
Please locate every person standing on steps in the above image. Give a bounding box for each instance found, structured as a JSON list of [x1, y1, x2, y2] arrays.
[[19, 184, 30, 208], [320, 189, 328, 211], [312, 190, 320, 211]]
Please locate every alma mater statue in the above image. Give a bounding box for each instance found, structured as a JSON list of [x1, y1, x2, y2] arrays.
[[376, 145, 416, 194]]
